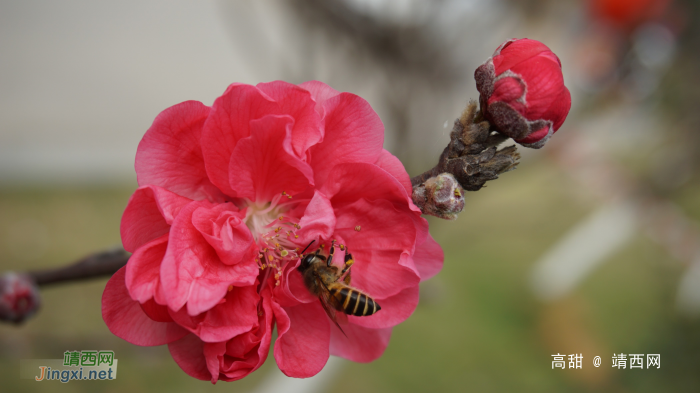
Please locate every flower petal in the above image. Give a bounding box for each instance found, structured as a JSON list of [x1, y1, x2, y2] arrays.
[[102, 267, 188, 346], [203, 342, 227, 384], [228, 115, 313, 202], [135, 100, 224, 201], [121, 185, 191, 252], [168, 333, 212, 381], [310, 93, 384, 188], [274, 303, 330, 378], [201, 84, 281, 197], [330, 324, 392, 363], [372, 153, 430, 269], [257, 81, 323, 157], [219, 286, 275, 381], [374, 149, 412, 196], [160, 201, 258, 315], [493, 38, 554, 74], [139, 298, 174, 322], [295, 190, 336, 244], [490, 76, 527, 113], [332, 198, 420, 299], [191, 203, 257, 266], [125, 233, 168, 303], [169, 284, 260, 342], [321, 163, 410, 209], [348, 284, 418, 329], [298, 80, 341, 116], [412, 233, 444, 281], [275, 259, 317, 307], [544, 85, 572, 131], [511, 57, 566, 120]]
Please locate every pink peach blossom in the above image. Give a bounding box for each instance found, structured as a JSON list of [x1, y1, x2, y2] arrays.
[[102, 80, 443, 382]]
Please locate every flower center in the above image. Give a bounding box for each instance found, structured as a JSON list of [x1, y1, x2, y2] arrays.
[[243, 192, 303, 287]]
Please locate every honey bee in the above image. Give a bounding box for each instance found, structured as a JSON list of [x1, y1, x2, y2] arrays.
[[297, 240, 381, 334]]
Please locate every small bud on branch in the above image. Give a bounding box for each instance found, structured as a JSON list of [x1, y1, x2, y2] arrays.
[[0, 248, 129, 324], [0, 272, 41, 324], [409, 101, 520, 218], [412, 173, 465, 220]]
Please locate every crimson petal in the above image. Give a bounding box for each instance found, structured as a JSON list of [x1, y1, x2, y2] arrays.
[[121, 185, 191, 252], [274, 303, 330, 378], [228, 115, 313, 202], [201, 84, 282, 197], [136, 100, 224, 201], [102, 267, 188, 346]]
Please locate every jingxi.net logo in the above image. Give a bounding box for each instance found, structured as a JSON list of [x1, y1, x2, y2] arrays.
[[20, 350, 117, 383]]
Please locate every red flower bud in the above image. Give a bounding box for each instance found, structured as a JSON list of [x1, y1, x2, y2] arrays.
[[475, 38, 571, 149], [0, 273, 40, 324]]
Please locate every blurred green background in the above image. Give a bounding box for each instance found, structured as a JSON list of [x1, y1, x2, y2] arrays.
[[2, 0, 700, 392]]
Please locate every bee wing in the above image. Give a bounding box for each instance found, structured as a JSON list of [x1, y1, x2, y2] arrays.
[[314, 274, 347, 337]]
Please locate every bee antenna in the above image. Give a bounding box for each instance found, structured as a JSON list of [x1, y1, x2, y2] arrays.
[[300, 240, 315, 255]]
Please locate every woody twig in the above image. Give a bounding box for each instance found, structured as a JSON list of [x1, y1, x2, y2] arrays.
[[409, 100, 521, 219]]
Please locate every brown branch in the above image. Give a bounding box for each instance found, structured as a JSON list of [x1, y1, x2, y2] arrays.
[[410, 101, 521, 219], [28, 247, 130, 287]]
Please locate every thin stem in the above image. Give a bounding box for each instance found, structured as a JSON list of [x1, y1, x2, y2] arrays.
[[28, 248, 129, 287]]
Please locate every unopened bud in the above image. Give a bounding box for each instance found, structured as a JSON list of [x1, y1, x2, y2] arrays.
[[412, 173, 465, 220], [475, 38, 571, 149], [0, 272, 41, 324]]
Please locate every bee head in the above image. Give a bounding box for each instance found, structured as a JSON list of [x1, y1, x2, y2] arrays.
[[298, 240, 317, 271], [300, 253, 318, 270]]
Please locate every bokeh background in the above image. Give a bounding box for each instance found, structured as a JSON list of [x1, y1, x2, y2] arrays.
[[2, 0, 700, 391]]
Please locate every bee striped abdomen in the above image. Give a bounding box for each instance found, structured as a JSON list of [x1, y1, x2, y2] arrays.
[[331, 287, 380, 316]]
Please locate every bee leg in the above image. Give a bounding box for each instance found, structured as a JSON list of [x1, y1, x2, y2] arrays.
[[326, 240, 337, 267], [339, 251, 354, 284]]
